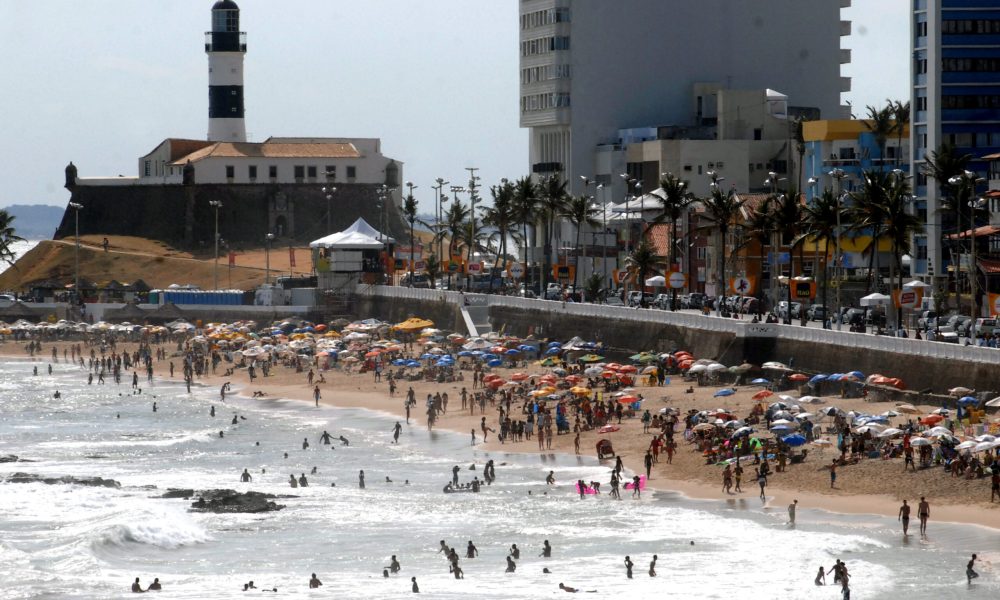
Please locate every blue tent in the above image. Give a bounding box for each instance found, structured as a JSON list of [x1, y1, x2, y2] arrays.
[[714, 388, 735, 397]]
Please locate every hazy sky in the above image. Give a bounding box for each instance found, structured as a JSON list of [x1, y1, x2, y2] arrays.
[[0, 0, 908, 210]]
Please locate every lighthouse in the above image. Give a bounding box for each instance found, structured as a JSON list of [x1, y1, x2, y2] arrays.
[[205, 0, 247, 142]]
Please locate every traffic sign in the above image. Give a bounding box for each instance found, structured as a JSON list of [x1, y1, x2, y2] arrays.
[[793, 280, 817, 299], [507, 262, 525, 279], [668, 271, 687, 289], [729, 276, 754, 295], [553, 265, 575, 281]]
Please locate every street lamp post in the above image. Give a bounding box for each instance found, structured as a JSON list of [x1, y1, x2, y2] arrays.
[[948, 170, 986, 321], [322, 186, 337, 234], [764, 171, 787, 318], [969, 196, 987, 328], [465, 168, 480, 291], [208, 200, 222, 290], [68, 202, 83, 305], [707, 171, 726, 316], [828, 168, 847, 330], [405, 181, 418, 286], [265, 232, 275, 285], [432, 178, 449, 265]]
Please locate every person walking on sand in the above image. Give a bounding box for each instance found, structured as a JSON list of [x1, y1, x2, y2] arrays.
[[788, 499, 797, 525], [967, 554, 979, 584], [644, 450, 653, 480], [757, 469, 767, 499], [829, 459, 838, 488], [313, 385, 321, 407], [898, 499, 911, 535], [918, 496, 930, 535]]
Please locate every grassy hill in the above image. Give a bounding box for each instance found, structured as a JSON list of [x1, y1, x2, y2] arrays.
[[0, 235, 313, 292]]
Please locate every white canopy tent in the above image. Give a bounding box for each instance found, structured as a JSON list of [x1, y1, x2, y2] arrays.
[[309, 218, 393, 249], [859, 292, 891, 307]]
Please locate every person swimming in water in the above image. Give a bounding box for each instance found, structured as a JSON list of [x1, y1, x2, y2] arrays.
[[509, 543, 520, 559], [411, 576, 419, 593], [339, 435, 350, 446], [308, 573, 322, 588], [505, 556, 516, 573], [288, 474, 298, 488], [131, 577, 145, 593], [146, 578, 161, 591], [320, 430, 332, 445], [388, 555, 401, 574], [240, 469, 252, 482]]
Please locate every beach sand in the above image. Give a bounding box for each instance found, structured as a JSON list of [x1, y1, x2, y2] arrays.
[[8, 339, 1000, 531]]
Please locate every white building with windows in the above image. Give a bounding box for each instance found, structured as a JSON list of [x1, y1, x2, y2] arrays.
[[519, 0, 851, 198]]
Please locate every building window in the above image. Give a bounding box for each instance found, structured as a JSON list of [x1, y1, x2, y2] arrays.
[[307, 166, 317, 178], [915, 58, 927, 74], [248, 165, 257, 180], [225, 165, 235, 179], [753, 129, 762, 141], [269, 165, 278, 179], [915, 21, 927, 38], [144, 160, 151, 177], [325, 165, 336, 180], [696, 247, 707, 260], [915, 96, 927, 111], [346, 166, 357, 179], [294, 165, 305, 180]]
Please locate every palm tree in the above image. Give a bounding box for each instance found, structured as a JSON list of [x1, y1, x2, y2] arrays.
[[796, 189, 840, 317], [423, 254, 441, 289], [652, 173, 695, 310], [458, 218, 490, 289], [440, 200, 470, 289], [846, 171, 890, 293], [891, 100, 910, 167], [624, 239, 667, 305], [0, 209, 25, 267], [561, 194, 600, 294], [512, 177, 539, 292], [699, 182, 746, 313], [770, 189, 805, 321], [743, 197, 775, 311], [401, 192, 419, 286], [880, 172, 924, 328], [536, 176, 570, 294], [481, 180, 521, 293], [864, 102, 895, 172]]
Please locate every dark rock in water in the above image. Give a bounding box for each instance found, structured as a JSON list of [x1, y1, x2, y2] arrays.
[[0, 455, 20, 463], [160, 489, 196, 499], [187, 489, 287, 513], [6, 472, 121, 488], [84, 454, 110, 460]]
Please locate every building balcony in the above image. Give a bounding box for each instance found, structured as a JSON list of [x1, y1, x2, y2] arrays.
[[840, 48, 852, 64]]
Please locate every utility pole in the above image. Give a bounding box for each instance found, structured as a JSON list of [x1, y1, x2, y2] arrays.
[[465, 167, 480, 291], [209, 200, 222, 290]]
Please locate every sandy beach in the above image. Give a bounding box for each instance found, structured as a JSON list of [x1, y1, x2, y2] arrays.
[[7, 337, 1000, 533]]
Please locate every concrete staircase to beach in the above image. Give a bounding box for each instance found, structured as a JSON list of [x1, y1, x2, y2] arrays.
[[460, 294, 491, 337]]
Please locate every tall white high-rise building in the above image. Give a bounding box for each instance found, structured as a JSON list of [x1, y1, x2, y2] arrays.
[[518, 0, 851, 197]]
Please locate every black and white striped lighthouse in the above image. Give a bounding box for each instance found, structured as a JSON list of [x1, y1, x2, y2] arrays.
[[205, 0, 247, 142]]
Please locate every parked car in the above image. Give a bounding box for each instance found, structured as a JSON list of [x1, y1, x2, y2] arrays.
[[687, 293, 706, 309], [916, 310, 938, 332], [603, 295, 625, 307], [806, 304, 828, 322], [775, 301, 802, 320], [627, 291, 655, 307], [972, 317, 997, 338]]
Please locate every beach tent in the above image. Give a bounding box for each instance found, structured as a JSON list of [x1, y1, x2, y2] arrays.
[[860, 292, 890, 307], [309, 218, 393, 249]]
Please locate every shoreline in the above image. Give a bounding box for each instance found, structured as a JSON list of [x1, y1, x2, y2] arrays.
[[5, 340, 1000, 533]]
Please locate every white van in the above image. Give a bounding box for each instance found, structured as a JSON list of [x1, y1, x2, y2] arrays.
[[0, 294, 14, 307]]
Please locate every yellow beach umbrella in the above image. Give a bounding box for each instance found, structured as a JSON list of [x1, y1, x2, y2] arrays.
[[392, 317, 435, 333]]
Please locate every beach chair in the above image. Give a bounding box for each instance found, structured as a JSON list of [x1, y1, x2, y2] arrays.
[[596, 439, 615, 460]]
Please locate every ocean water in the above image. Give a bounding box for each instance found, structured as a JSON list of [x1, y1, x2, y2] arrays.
[[1, 357, 998, 599]]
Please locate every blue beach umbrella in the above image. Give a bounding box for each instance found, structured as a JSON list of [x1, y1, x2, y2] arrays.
[[782, 434, 807, 447], [770, 424, 794, 432], [849, 371, 864, 379], [958, 396, 979, 406], [809, 374, 828, 385], [505, 349, 521, 355], [405, 360, 421, 368], [750, 378, 770, 385], [458, 351, 473, 357], [714, 388, 735, 397], [487, 359, 502, 367], [391, 359, 406, 366], [420, 353, 434, 359], [518, 345, 536, 352], [544, 347, 561, 356]]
